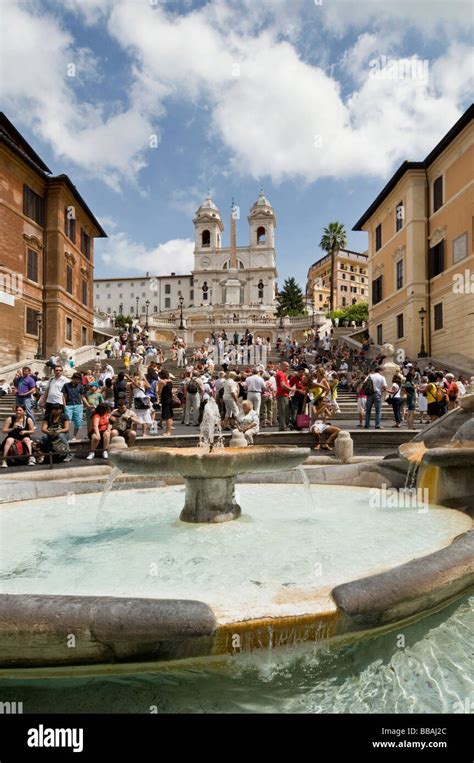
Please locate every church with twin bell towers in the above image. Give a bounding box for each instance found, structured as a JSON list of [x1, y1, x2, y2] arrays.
[[192, 191, 278, 317]]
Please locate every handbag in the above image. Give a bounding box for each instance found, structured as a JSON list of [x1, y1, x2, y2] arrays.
[[134, 397, 150, 409], [296, 396, 310, 430]]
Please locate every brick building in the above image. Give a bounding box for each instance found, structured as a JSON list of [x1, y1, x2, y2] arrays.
[[0, 113, 106, 366], [353, 105, 474, 365]]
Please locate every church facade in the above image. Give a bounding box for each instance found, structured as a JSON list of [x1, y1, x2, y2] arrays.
[[192, 192, 278, 313]]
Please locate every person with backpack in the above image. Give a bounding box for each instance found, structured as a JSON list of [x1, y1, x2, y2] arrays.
[[424, 373, 445, 421], [1, 404, 36, 467], [363, 366, 387, 429], [184, 373, 201, 426]]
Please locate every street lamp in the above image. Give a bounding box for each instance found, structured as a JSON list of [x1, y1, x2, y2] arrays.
[[178, 294, 185, 331], [145, 299, 150, 330], [418, 307, 428, 358], [135, 296, 140, 320], [312, 303, 315, 328], [34, 312, 43, 359]]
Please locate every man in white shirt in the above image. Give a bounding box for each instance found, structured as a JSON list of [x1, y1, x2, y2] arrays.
[[244, 368, 265, 416], [43, 365, 68, 415], [364, 367, 387, 429]]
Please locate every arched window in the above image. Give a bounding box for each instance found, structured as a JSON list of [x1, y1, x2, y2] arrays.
[[202, 230, 210, 247], [256, 226, 266, 244], [223, 260, 245, 269], [258, 280, 264, 300], [202, 281, 208, 301]]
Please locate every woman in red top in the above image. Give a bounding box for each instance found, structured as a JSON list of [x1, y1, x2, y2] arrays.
[[86, 403, 112, 460]]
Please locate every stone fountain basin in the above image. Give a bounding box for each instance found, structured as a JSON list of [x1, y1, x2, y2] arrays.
[[109, 445, 310, 479], [422, 447, 474, 467]]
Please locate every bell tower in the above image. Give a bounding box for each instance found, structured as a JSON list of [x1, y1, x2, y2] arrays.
[[248, 190, 276, 249], [193, 194, 224, 252]]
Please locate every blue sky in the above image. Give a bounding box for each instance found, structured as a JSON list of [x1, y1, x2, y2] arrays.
[[2, 0, 473, 288]]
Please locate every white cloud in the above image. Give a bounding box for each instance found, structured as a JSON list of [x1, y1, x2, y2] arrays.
[[2, 0, 472, 190], [97, 234, 194, 276]]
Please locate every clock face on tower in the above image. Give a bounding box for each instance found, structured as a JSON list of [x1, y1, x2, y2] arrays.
[[200, 256, 211, 268]]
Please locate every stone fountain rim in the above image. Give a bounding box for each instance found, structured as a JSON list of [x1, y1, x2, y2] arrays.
[[0, 482, 472, 669]]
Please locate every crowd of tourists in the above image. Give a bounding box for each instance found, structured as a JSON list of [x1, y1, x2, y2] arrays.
[[1, 326, 471, 466]]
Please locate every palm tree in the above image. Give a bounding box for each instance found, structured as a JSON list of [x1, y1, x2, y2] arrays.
[[319, 222, 347, 313]]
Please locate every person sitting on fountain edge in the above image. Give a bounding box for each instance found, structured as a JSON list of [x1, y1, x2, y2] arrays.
[[237, 400, 259, 445]]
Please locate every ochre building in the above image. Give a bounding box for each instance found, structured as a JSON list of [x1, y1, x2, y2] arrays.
[[353, 106, 474, 366], [0, 113, 106, 365]]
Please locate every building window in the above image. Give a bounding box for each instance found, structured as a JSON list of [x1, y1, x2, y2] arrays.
[[396, 313, 404, 338], [361, 277, 365, 283], [342, 273, 346, 279], [130, 293, 134, 297], [395, 202, 404, 232], [107, 307, 111, 314], [107, 294, 111, 299], [372, 275, 383, 305], [396, 259, 403, 290], [141, 305, 145, 313], [202, 281, 208, 301], [119, 293, 123, 298], [202, 230, 210, 247], [66, 317, 72, 342], [25, 307, 39, 336], [80, 229, 91, 258], [130, 306, 134, 314], [64, 207, 76, 241], [350, 287, 357, 293], [257, 280, 264, 300], [105, 283, 110, 288], [165, 297, 171, 308], [350, 266, 354, 272], [352, 298, 357, 305], [375, 224, 382, 251], [359, 267, 364, 273], [81, 326, 87, 345], [452, 232, 468, 264], [350, 275, 355, 281], [340, 285, 348, 292], [23, 185, 45, 226], [27, 249, 38, 282], [165, 284, 171, 294], [257, 226, 266, 244], [433, 176, 443, 212], [140, 281, 145, 286], [361, 289, 365, 295], [319, 294, 323, 302], [153, 305, 157, 313], [376, 324, 383, 345], [190, 290, 194, 301], [82, 280, 88, 306], [342, 297, 346, 307], [66, 265, 73, 295], [117, 282, 122, 287], [434, 302, 443, 330], [428, 241, 444, 279]]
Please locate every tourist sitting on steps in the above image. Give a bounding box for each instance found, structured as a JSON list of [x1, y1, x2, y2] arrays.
[[237, 400, 259, 445], [109, 401, 139, 447], [1, 404, 36, 467], [39, 404, 72, 463], [86, 403, 112, 460]]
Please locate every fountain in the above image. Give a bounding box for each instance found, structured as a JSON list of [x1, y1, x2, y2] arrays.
[[399, 394, 474, 508], [109, 399, 309, 523]]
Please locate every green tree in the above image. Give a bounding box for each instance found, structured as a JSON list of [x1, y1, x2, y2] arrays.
[[114, 314, 134, 331], [276, 277, 306, 317], [342, 301, 368, 324], [319, 222, 347, 313]]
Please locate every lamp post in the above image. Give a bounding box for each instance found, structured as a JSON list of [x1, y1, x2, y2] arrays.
[[34, 312, 43, 359], [178, 294, 184, 331], [135, 296, 139, 321], [145, 299, 150, 330], [418, 307, 428, 358]]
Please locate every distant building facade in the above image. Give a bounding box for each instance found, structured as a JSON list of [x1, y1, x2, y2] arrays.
[[94, 273, 194, 318], [306, 249, 368, 311], [353, 105, 474, 365], [0, 113, 106, 365]]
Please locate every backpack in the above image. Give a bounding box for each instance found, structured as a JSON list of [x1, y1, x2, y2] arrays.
[[362, 376, 374, 396], [435, 384, 448, 404], [187, 380, 198, 395]]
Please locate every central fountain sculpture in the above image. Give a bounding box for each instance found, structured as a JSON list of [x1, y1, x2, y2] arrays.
[[110, 399, 310, 523]]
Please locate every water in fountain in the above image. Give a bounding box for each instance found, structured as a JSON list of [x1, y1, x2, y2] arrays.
[[297, 465, 316, 510], [199, 398, 224, 450], [95, 466, 121, 528]]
